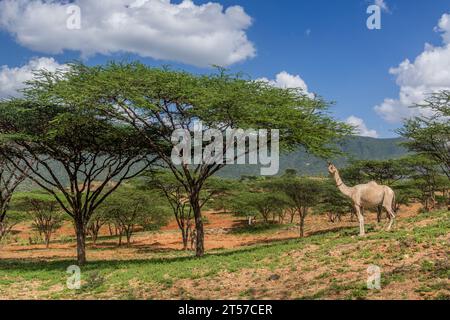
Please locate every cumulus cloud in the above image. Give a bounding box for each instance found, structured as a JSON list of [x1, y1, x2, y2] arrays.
[[0, 0, 255, 67], [345, 116, 379, 138], [258, 71, 314, 98], [0, 57, 66, 99], [375, 13, 450, 123]]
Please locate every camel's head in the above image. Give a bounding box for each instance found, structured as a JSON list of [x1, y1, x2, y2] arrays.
[[327, 163, 337, 175]]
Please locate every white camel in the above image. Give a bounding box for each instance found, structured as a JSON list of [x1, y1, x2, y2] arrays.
[[327, 163, 396, 236]]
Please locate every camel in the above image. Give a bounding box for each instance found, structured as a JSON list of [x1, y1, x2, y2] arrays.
[[327, 163, 396, 236]]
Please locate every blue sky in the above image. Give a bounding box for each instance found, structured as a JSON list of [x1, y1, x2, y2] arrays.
[[0, 0, 449, 138]]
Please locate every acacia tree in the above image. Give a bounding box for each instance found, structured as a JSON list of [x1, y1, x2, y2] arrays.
[[29, 62, 350, 257], [0, 82, 157, 265], [398, 90, 450, 179], [15, 195, 64, 248], [0, 155, 30, 239], [346, 159, 410, 186], [97, 186, 169, 246], [315, 181, 353, 223], [141, 171, 233, 249], [267, 177, 323, 237], [87, 211, 108, 245], [141, 170, 194, 250], [403, 156, 443, 212], [231, 191, 288, 224]]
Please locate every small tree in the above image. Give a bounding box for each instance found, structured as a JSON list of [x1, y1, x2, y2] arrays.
[[140, 171, 194, 250], [398, 90, 450, 179], [98, 186, 169, 246], [231, 191, 288, 224], [87, 211, 108, 245], [267, 177, 323, 237], [391, 180, 421, 212], [403, 156, 443, 212], [28, 198, 63, 248], [315, 181, 353, 223]]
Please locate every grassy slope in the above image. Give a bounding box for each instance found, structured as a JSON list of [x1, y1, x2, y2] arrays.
[[0, 210, 448, 300]]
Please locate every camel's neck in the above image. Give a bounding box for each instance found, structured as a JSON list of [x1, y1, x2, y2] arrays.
[[333, 171, 353, 198]]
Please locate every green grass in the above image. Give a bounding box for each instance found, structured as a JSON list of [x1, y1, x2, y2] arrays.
[[0, 210, 448, 299], [229, 222, 293, 234]]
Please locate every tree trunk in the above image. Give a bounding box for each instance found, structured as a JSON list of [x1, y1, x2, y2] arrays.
[[126, 229, 132, 245], [118, 233, 123, 246], [299, 208, 306, 238], [290, 215, 294, 224], [181, 228, 189, 250], [190, 193, 204, 257], [45, 233, 50, 248], [75, 219, 87, 265]]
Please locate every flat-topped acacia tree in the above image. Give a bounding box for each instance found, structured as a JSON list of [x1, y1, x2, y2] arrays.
[[20, 62, 351, 257], [0, 75, 158, 264]]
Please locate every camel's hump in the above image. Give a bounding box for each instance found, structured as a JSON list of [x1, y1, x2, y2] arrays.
[[368, 181, 379, 186]]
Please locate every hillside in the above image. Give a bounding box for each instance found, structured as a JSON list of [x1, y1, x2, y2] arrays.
[[219, 136, 408, 178]]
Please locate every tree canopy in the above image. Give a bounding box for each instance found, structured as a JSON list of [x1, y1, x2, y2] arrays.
[[398, 90, 450, 179]]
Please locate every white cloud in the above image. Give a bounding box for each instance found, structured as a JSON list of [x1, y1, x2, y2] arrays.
[[375, 13, 450, 123], [374, 0, 390, 13], [0, 0, 255, 68], [345, 116, 379, 138], [435, 13, 450, 44], [258, 71, 314, 98], [0, 57, 66, 99]]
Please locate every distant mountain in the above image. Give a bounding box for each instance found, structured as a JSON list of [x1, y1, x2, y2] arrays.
[[218, 136, 409, 178]]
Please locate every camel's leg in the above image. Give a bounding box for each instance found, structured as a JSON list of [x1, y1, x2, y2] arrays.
[[355, 205, 365, 236], [385, 206, 396, 231], [376, 205, 382, 223], [383, 190, 396, 231]]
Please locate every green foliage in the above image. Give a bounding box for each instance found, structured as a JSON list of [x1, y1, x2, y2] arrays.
[[264, 176, 324, 236], [341, 159, 411, 186], [401, 155, 447, 211], [231, 190, 289, 223], [96, 185, 170, 245], [314, 180, 353, 221], [15, 194, 64, 247], [398, 90, 450, 179], [64, 61, 351, 157]]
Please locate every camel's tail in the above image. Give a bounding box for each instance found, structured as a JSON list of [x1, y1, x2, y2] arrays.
[[392, 191, 397, 213]]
